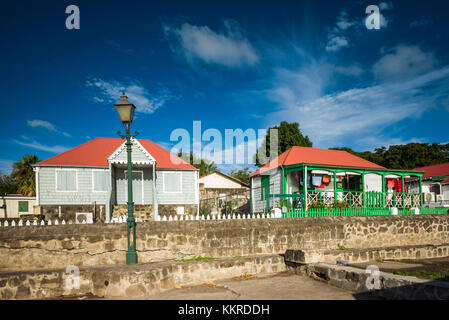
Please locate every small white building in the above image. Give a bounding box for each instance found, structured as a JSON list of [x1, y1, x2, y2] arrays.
[[406, 162, 449, 205], [0, 194, 37, 218]]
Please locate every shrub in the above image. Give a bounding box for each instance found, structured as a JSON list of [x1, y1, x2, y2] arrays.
[[332, 201, 350, 209], [309, 201, 327, 209]]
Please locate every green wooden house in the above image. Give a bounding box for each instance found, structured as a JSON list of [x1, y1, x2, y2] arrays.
[[250, 146, 424, 214]]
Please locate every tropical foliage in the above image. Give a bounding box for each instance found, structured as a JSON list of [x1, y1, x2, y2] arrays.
[[229, 167, 252, 185], [255, 121, 312, 167], [0, 171, 16, 195], [178, 152, 218, 177], [10, 154, 39, 196], [331, 143, 449, 170]]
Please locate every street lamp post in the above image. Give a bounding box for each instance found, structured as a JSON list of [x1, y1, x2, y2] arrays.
[[114, 92, 138, 265]]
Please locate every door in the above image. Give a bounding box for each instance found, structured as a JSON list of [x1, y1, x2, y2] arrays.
[[125, 170, 144, 204]]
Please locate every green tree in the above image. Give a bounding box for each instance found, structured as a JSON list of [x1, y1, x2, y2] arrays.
[[331, 143, 449, 170], [11, 154, 39, 196], [255, 121, 312, 167], [0, 171, 16, 195], [178, 152, 218, 177], [229, 167, 252, 185]]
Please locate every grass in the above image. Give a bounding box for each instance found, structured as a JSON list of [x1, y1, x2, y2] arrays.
[[337, 244, 351, 251], [176, 255, 216, 262], [392, 269, 449, 282]]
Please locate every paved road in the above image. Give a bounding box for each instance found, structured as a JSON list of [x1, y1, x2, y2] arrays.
[[147, 272, 374, 300]]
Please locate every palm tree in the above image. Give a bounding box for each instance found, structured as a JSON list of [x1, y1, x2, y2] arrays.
[[11, 154, 39, 196], [177, 151, 217, 177]]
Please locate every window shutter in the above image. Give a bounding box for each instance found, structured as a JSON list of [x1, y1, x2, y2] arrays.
[[18, 201, 28, 212]]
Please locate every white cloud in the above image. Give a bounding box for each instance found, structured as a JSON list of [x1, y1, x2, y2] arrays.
[[0, 159, 14, 174], [163, 19, 259, 67], [336, 11, 355, 30], [326, 11, 357, 52], [373, 45, 439, 80], [410, 17, 432, 28], [27, 120, 71, 137], [334, 64, 364, 77], [354, 136, 426, 151], [326, 36, 349, 52], [267, 64, 449, 149], [379, 2, 394, 10], [14, 139, 70, 154], [104, 39, 134, 54], [85, 77, 175, 114]]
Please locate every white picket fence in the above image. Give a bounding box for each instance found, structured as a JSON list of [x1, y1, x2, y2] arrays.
[[154, 213, 276, 221], [0, 212, 280, 227]]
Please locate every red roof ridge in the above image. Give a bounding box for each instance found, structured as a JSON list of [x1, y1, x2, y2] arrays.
[[34, 138, 108, 166], [414, 162, 449, 171]]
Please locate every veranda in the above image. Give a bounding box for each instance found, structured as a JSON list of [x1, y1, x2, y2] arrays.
[[263, 163, 424, 214]]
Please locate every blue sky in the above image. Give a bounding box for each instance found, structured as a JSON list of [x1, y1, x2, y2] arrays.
[[1, 0, 449, 174]]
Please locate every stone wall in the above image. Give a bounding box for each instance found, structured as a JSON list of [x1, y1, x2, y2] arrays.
[[289, 263, 449, 300], [0, 255, 285, 299], [37, 205, 106, 223], [113, 205, 153, 221], [284, 244, 449, 265], [0, 215, 448, 271]]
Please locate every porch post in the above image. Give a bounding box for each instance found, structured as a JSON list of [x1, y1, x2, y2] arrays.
[[152, 164, 158, 220], [303, 165, 308, 210], [419, 176, 423, 207], [333, 171, 337, 202], [362, 172, 365, 207], [401, 175, 405, 208], [381, 174, 385, 207]]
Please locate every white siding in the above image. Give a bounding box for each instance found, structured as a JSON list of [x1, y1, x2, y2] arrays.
[[112, 142, 153, 163], [199, 172, 245, 189], [38, 166, 110, 205], [114, 167, 153, 205], [443, 184, 449, 201], [156, 170, 197, 205], [251, 168, 282, 214]]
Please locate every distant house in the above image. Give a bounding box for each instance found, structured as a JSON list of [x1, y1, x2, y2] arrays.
[[0, 194, 37, 219], [199, 171, 249, 197], [32, 137, 199, 222], [250, 146, 424, 214], [406, 162, 449, 205], [199, 171, 249, 215]]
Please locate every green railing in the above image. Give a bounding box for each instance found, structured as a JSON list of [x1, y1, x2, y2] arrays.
[[306, 190, 421, 208], [420, 207, 449, 215], [284, 207, 392, 217], [283, 206, 448, 218]]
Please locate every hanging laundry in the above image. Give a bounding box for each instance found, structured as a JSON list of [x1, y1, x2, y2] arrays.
[[312, 175, 322, 187], [316, 183, 326, 189], [387, 179, 394, 188], [322, 175, 330, 184], [397, 180, 402, 192]]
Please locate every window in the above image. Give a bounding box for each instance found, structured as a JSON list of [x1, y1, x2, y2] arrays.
[[261, 175, 270, 200], [56, 169, 77, 191], [93, 170, 109, 192], [163, 172, 182, 193], [18, 201, 28, 212]]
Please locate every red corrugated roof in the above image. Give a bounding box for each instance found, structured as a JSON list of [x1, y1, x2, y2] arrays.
[[412, 162, 449, 179], [250, 146, 385, 177], [35, 137, 196, 170]]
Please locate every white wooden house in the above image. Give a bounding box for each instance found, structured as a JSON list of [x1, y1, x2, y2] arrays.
[[33, 137, 199, 221]]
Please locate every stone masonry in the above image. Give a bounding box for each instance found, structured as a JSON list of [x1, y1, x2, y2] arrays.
[[0, 215, 448, 271]]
